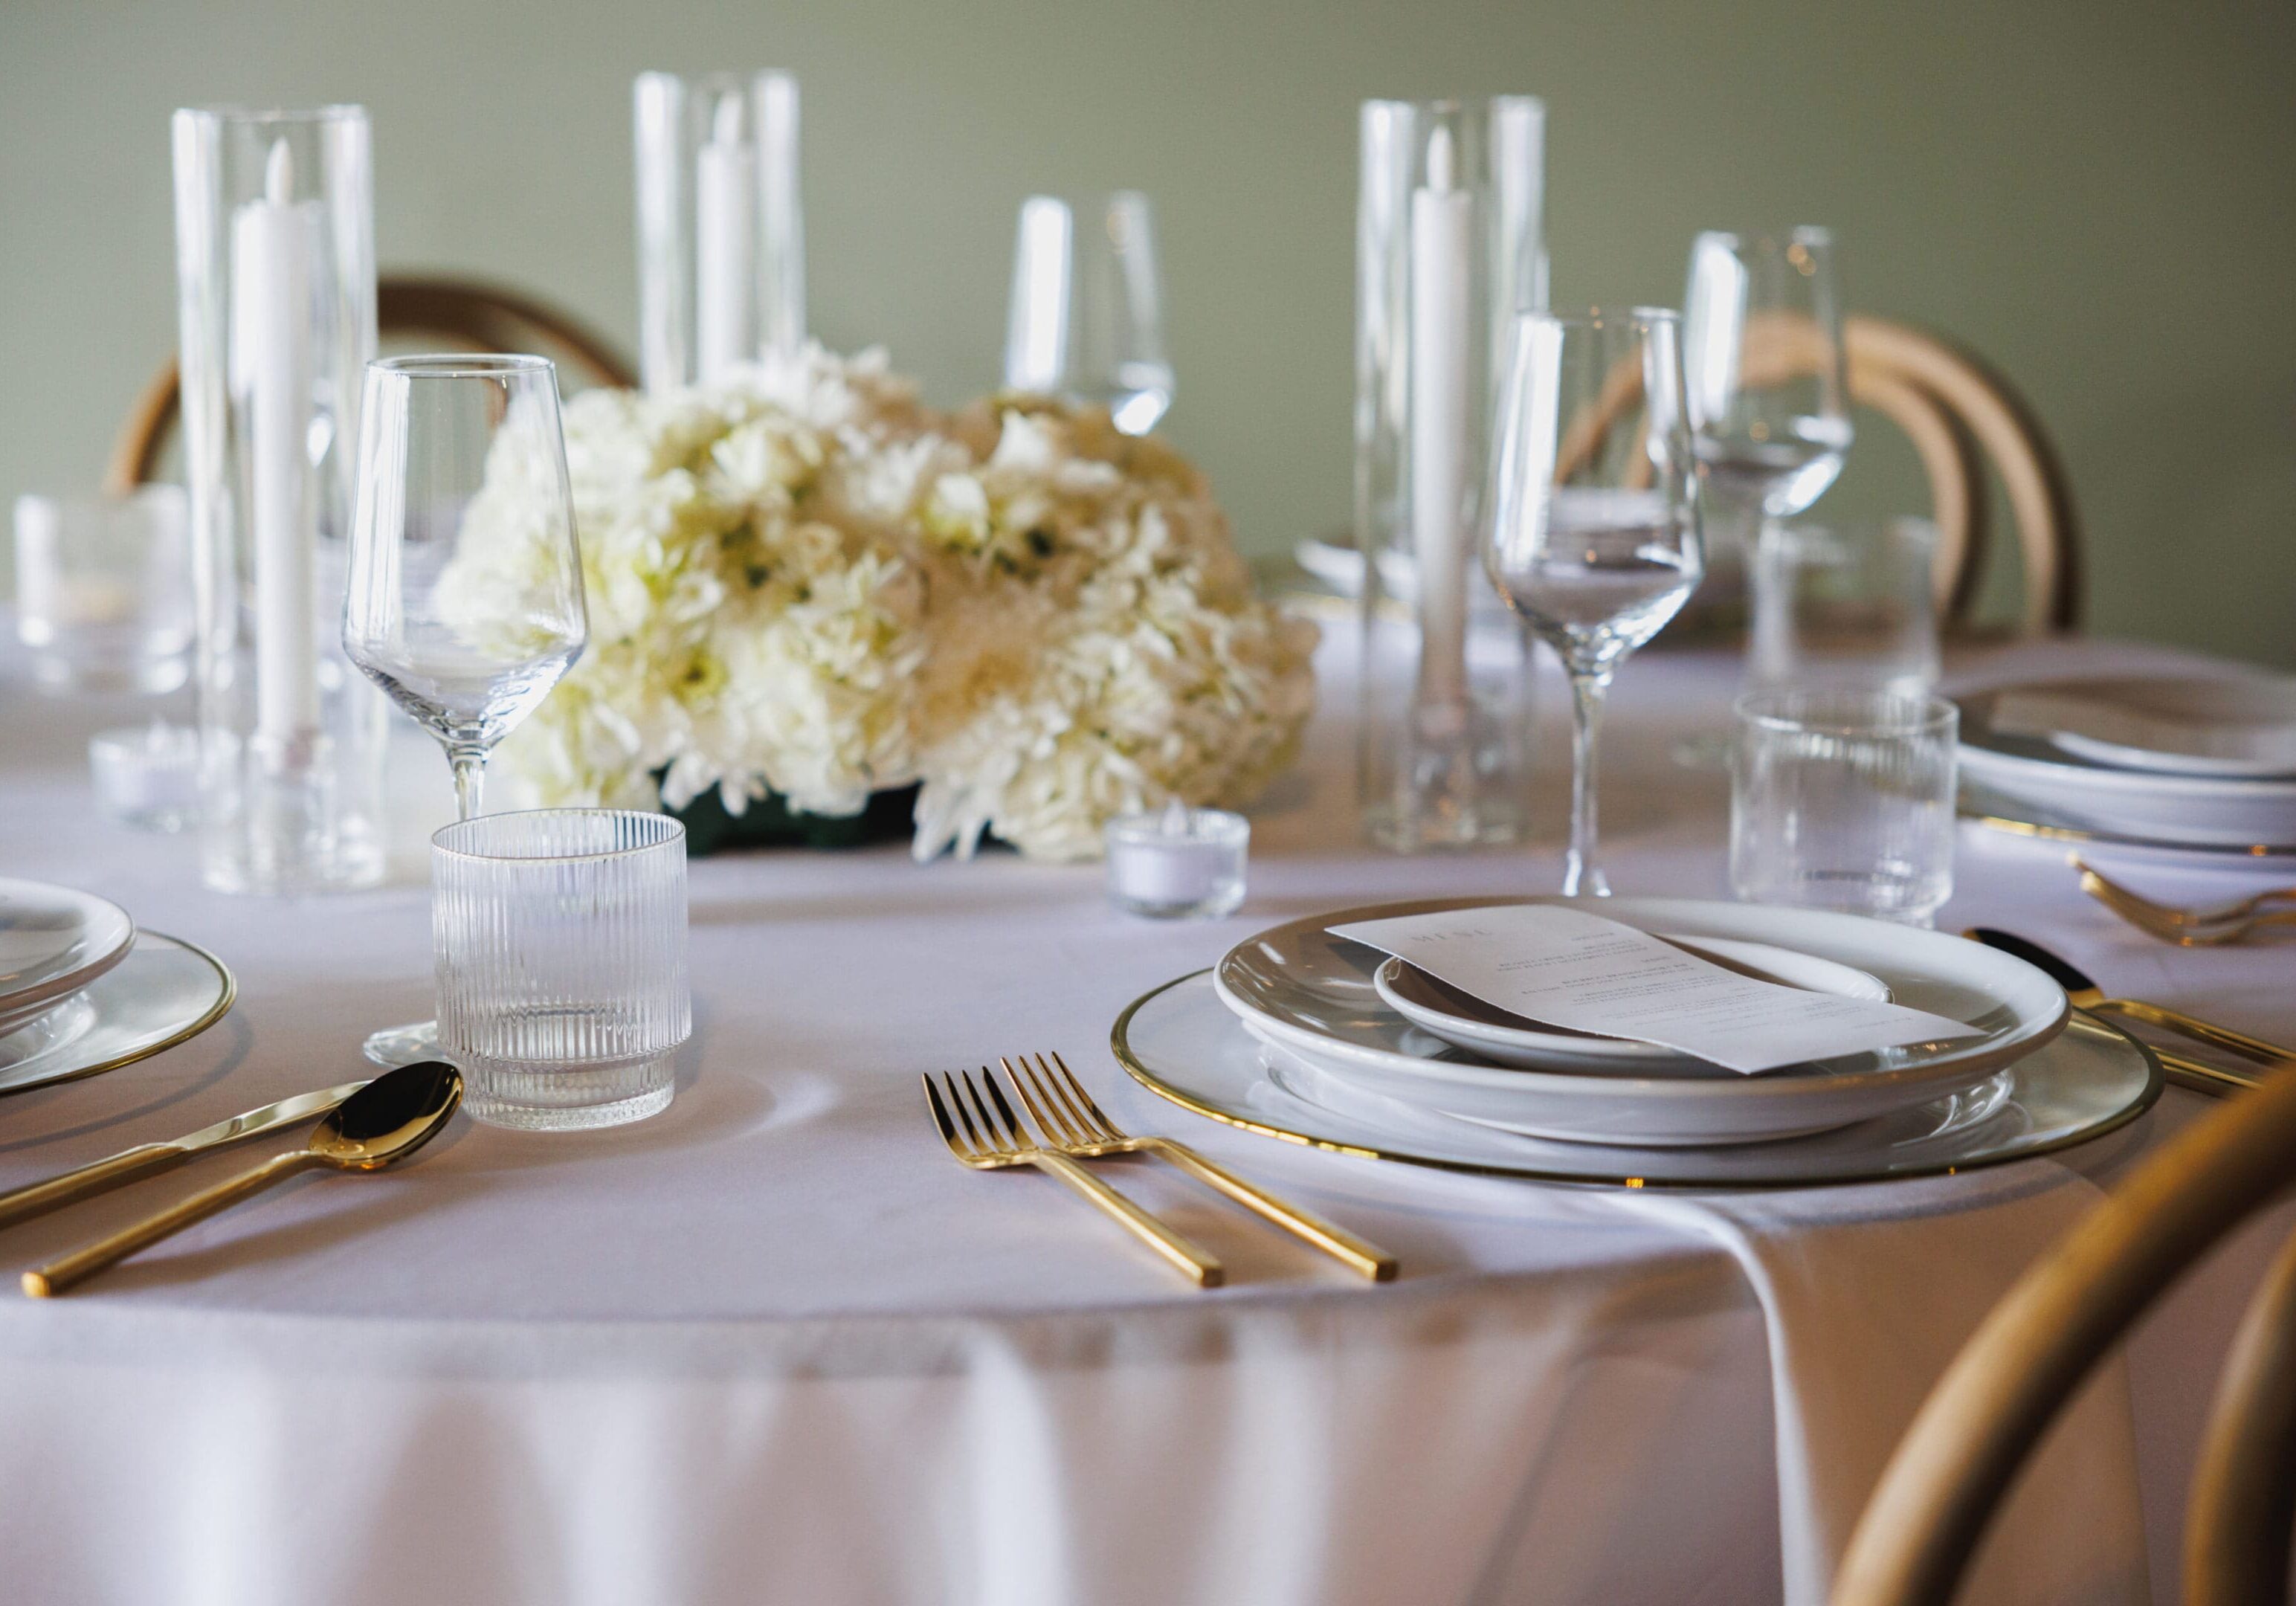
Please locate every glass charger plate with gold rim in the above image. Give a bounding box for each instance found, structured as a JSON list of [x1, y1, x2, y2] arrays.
[[1112, 970, 2161, 1188], [0, 932, 235, 1097]]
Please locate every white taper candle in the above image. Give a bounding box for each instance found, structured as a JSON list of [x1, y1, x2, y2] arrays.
[[1409, 125, 1473, 718], [233, 139, 320, 744], [694, 94, 756, 384]]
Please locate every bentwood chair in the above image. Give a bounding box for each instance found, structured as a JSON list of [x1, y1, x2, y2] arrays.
[[106, 274, 635, 492], [1831, 1062, 2296, 1606], [1561, 313, 2080, 636]]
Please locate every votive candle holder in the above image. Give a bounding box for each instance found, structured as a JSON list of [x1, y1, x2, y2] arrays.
[[1105, 803, 1249, 920]]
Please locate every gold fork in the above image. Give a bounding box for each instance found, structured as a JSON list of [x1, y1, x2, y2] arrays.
[[1001, 1052, 1398, 1283], [924, 1067, 1224, 1286], [2077, 860, 2296, 948]]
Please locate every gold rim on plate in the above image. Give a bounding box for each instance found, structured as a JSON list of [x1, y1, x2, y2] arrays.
[[1109, 968, 2165, 1190], [1961, 804, 2296, 860], [0, 931, 236, 1099]]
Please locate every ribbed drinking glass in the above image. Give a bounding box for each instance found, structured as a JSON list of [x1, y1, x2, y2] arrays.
[[1730, 690, 1958, 926], [433, 810, 691, 1131]]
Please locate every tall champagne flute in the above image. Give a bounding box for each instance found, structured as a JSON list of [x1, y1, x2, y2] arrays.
[[1486, 309, 1703, 896], [344, 355, 589, 1065], [1682, 227, 1851, 587]]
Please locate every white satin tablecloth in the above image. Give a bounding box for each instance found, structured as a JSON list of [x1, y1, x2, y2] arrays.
[[1, 629, 2290, 1606]]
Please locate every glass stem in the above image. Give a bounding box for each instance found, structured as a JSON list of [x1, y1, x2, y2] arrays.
[[1564, 670, 1613, 897], [450, 747, 486, 822]]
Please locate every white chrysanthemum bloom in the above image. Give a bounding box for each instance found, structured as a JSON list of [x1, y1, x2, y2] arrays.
[[455, 346, 1315, 860]]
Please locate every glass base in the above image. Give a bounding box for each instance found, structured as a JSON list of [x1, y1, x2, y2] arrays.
[[1670, 732, 1735, 772], [31, 652, 190, 697], [458, 1048, 678, 1132], [364, 1019, 440, 1068], [1111, 885, 1248, 920], [1362, 801, 1526, 852]]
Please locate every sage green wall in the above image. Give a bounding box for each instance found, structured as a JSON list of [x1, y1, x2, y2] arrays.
[[4, 0, 2292, 660]]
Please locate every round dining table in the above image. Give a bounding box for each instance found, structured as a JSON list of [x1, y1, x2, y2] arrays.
[[1, 622, 2289, 1606]]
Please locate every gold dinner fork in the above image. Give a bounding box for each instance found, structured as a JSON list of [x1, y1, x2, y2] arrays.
[[924, 1067, 1224, 1286], [2077, 860, 2296, 948], [999, 1052, 1398, 1283]]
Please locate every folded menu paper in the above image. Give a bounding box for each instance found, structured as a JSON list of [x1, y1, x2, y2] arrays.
[[1331, 906, 1981, 1074]]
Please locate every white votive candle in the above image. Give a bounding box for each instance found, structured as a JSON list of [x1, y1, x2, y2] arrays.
[[90, 721, 200, 833], [1105, 802, 1248, 920]]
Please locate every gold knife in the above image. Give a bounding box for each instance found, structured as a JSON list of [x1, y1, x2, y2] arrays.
[[1961, 930, 2266, 1097], [0, 1080, 371, 1232]]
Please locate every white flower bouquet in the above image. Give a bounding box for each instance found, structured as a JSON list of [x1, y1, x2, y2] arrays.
[[456, 346, 1318, 861]]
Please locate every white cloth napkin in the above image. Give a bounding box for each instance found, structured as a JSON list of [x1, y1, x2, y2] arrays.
[[1252, 1058, 2151, 1605]]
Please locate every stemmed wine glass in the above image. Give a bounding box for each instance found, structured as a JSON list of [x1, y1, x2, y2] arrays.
[[1003, 191, 1174, 434], [344, 354, 589, 1065], [1681, 226, 1852, 587], [1485, 309, 1704, 897]]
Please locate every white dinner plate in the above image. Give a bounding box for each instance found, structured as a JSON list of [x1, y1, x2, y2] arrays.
[[1958, 684, 2296, 851], [1116, 970, 2157, 1187], [1213, 897, 2070, 1147], [0, 878, 135, 1025], [1373, 935, 1892, 1076]]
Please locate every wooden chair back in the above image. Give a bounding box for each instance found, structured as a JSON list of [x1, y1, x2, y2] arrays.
[[1843, 317, 2080, 635], [1552, 315, 2078, 634], [1831, 1062, 2296, 1606], [106, 274, 634, 493]]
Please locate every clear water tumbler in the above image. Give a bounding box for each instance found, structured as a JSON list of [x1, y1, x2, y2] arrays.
[[1731, 690, 1958, 926], [433, 810, 691, 1130]]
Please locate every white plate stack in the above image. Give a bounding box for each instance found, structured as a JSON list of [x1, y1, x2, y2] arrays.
[[0, 880, 232, 1095], [0, 880, 138, 1054], [1112, 897, 2160, 1187], [1958, 674, 2296, 852]]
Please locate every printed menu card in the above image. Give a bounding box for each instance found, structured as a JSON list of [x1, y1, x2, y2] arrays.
[[1332, 906, 1980, 1074]]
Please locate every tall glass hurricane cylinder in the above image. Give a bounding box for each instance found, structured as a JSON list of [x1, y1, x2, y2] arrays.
[[1355, 97, 1546, 851], [171, 105, 387, 895], [634, 71, 804, 391]]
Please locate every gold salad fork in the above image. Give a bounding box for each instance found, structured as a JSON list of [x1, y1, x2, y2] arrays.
[[999, 1052, 1398, 1283], [925, 1067, 1224, 1286], [2077, 860, 2296, 949]]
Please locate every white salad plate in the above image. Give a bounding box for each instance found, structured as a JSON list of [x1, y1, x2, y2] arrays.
[[0, 878, 136, 1034], [1958, 682, 2296, 851], [1117, 970, 2157, 1187], [1372, 935, 1892, 1076], [1212, 897, 2071, 1147], [1987, 673, 2296, 779]]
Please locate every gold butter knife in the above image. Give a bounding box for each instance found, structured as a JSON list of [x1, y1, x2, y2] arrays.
[[0, 1080, 370, 1232]]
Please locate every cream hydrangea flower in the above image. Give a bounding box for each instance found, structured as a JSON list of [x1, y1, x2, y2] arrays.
[[462, 346, 1315, 861]]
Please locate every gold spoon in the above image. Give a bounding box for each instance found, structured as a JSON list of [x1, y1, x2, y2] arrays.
[[22, 1061, 462, 1298]]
